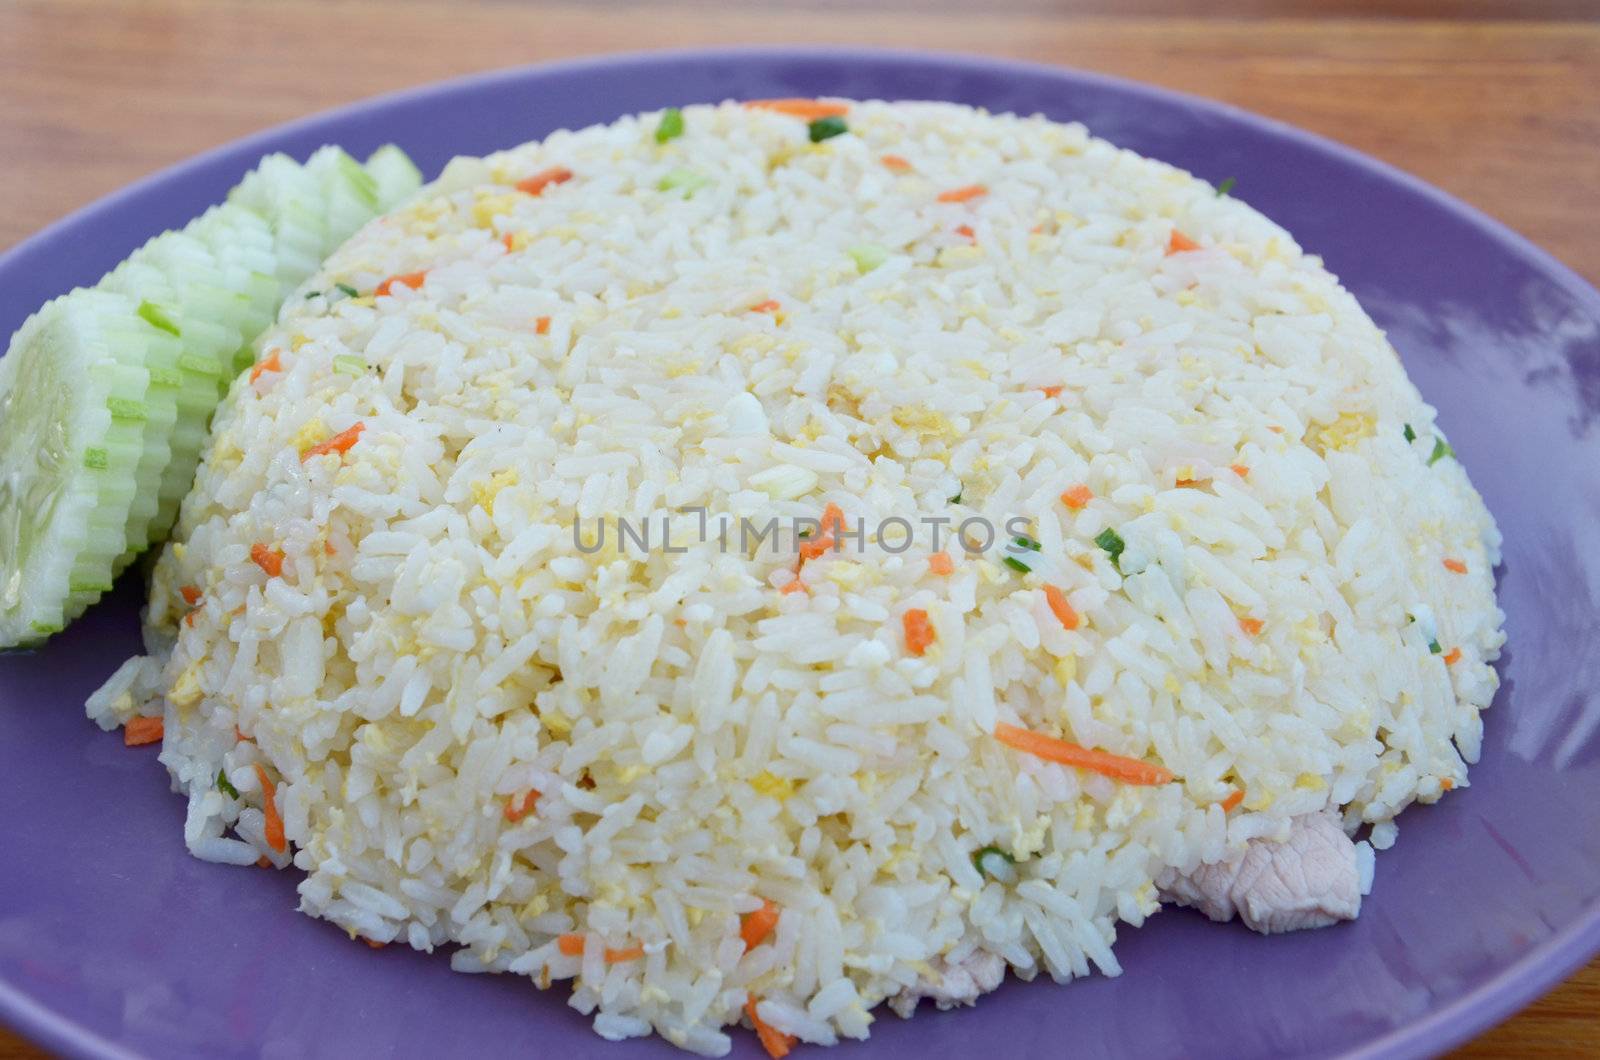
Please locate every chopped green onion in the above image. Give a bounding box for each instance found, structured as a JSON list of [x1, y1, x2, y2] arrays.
[[1428, 438, 1454, 465], [798, 529, 813, 539], [1403, 423, 1416, 443], [333, 355, 368, 377], [1095, 527, 1126, 570], [972, 845, 1017, 883], [658, 167, 711, 195], [335, 282, 360, 298], [848, 244, 890, 274], [1428, 638, 1442, 654], [137, 300, 180, 337], [305, 290, 321, 300], [217, 769, 239, 799], [655, 107, 685, 144], [948, 486, 963, 504], [1012, 535, 1042, 552], [83, 447, 108, 470], [1215, 177, 1237, 197], [1003, 556, 1032, 574], [808, 116, 849, 143]]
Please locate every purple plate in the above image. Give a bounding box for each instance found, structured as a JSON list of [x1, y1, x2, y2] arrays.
[[3, 47, 1600, 1060]]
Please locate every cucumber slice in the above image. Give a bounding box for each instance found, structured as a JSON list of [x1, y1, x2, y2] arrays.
[[308, 146, 382, 252], [0, 291, 155, 646], [228, 153, 329, 297], [366, 144, 423, 210]]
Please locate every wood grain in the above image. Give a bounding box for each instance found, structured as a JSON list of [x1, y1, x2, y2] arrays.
[[2, 1, 1598, 1056]]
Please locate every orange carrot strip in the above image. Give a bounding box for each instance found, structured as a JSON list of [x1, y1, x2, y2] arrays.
[[374, 270, 428, 298], [535, 316, 551, 335], [955, 223, 976, 240], [1040, 385, 1063, 398], [604, 944, 645, 963], [927, 551, 954, 576], [557, 934, 586, 957], [740, 899, 780, 953], [364, 938, 386, 950], [250, 350, 281, 383], [1239, 616, 1265, 637], [799, 502, 845, 561], [253, 764, 287, 853], [993, 722, 1174, 785], [1443, 558, 1467, 574], [250, 543, 285, 578], [1268, 424, 1284, 434], [902, 608, 935, 656], [746, 995, 797, 1060], [1043, 584, 1079, 631], [504, 789, 541, 823], [256, 855, 272, 869], [184, 609, 200, 628], [515, 165, 574, 196], [124, 716, 164, 747], [502, 232, 516, 252], [1060, 484, 1093, 510], [749, 299, 781, 314], [937, 184, 988, 204], [301, 422, 365, 462], [179, 585, 202, 606], [1441, 778, 1455, 791], [1443, 647, 1462, 665], [1167, 230, 1201, 254], [1230, 464, 1250, 478], [880, 154, 912, 172], [1219, 788, 1246, 813], [745, 98, 849, 119], [779, 578, 807, 595]]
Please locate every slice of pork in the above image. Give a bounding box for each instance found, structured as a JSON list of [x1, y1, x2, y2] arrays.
[[1158, 809, 1361, 934], [888, 949, 1006, 1018]]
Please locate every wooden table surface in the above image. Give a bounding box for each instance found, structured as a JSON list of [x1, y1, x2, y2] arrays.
[[2, 0, 1597, 1056]]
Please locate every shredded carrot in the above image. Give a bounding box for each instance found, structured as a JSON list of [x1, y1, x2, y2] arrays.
[[253, 764, 287, 853], [504, 789, 540, 823], [1443, 558, 1468, 574], [779, 578, 807, 595], [1042, 584, 1079, 631], [955, 223, 976, 240], [235, 726, 247, 743], [1060, 484, 1093, 510], [880, 154, 912, 172], [515, 165, 574, 197], [927, 551, 954, 576], [535, 316, 551, 335], [124, 716, 164, 747], [604, 944, 645, 963], [746, 995, 797, 1060], [374, 270, 428, 298], [1041, 385, 1063, 398], [557, 934, 586, 957], [502, 232, 516, 252], [1268, 424, 1284, 434], [799, 502, 845, 561], [184, 609, 200, 628], [1441, 777, 1455, 791], [937, 183, 988, 204], [1230, 463, 1250, 478], [364, 938, 386, 950], [740, 899, 780, 953], [324, 538, 337, 556], [1443, 647, 1462, 665], [1219, 788, 1246, 813], [249, 350, 281, 383], [749, 299, 781, 314], [256, 856, 272, 869], [902, 608, 935, 656], [745, 98, 849, 120], [250, 543, 285, 578], [993, 722, 1174, 785], [301, 422, 365, 462], [1238, 616, 1265, 637], [1167, 230, 1201, 254], [179, 585, 202, 606]]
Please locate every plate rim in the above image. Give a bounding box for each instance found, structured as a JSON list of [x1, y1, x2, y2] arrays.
[[3, 44, 1599, 1060]]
